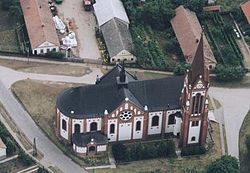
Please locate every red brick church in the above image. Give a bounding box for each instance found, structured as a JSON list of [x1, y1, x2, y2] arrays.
[[55, 35, 209, 155]]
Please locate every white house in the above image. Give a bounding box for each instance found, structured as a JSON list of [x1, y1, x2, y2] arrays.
[[20, 0, 60, 55], [0, 138, 6, 160]]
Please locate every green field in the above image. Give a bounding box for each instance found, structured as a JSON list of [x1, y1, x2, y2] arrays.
[[0, 1, 22, 53]]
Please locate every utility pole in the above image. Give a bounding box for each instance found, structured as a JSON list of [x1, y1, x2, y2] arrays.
[[33, 137, 37, 156]]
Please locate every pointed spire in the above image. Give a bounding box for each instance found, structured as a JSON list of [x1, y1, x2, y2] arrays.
[[191, 33, 205, 84]]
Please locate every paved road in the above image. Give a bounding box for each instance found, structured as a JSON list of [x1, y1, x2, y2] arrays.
[[0, 80, 87, 173], [0, 65, 102, 88], [57, 0, 101, 59], [0, 65, 102, 172], [209, 87, 250, 158]]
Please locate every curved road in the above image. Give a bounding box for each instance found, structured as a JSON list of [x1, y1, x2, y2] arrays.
[[0, 61, 250, 172], [0, 65, 102, 173], [209, 87, 250, 158]]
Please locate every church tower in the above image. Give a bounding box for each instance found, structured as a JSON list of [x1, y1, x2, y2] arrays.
[[179, 34, 210, 147]]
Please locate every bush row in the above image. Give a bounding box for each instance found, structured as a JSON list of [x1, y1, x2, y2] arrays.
[[112, 140, 176, 162], [181, 145, 206, 156]]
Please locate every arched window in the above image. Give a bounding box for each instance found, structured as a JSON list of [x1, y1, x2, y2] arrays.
[[74, 124, 80, 134], [168, 114, 175, 125], [110, 124, 115, 134], [152, 116, 159, 127], [192, 93, 202, 114], [62, 119, 67, 131], [191, 136, 196, 141], [89, 146, 96, 152], [90, 122, 97, 131], [199, 96, 204, 113], [136, 121, 141, 131]]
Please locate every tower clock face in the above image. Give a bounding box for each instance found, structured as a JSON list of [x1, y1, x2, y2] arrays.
[[119, 111, 132, 121]]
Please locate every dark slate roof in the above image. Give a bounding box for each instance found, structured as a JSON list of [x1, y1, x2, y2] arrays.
[[72, 132, 108, 147], [56, 68, 184, 118], [128, 76, 185, 111], [100, 18, 133, 58], [98, 64, 137, 85]]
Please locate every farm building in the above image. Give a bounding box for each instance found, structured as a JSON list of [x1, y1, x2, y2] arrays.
[[171, 5, 217, 69], [0, 138, 6, 160], [55, 36, 210, 155], [241, 1, 250, 24], [93, 0, 136, 63], [20, 0, 60, 55]]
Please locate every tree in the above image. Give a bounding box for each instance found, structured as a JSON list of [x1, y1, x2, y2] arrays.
[[174, 62, 191, 75], [46, 51, 65, 59], [184, 0, 206, 13], [214, 65, 246, 82], [245, 134, 250, 156], [18, 150, 34, 166], [6, 139, 16, 155], [206, 155, 239, 173]]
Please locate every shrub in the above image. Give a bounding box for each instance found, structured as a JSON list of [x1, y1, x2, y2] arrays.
[[206, 155, 239, 173], [174, 62, 191, 76], [38, 167, 49, 173], [214, 65, 246, 82], [46, 51, 65, 59], [6, 139, 16, 155], [112, 142, 127, 162], [112, 140, 176, 162], [18, 150, 34, 166], [181, 145, 206, 156]]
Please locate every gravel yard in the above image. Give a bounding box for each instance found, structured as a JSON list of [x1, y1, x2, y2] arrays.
[[57, 0, 101, 60]]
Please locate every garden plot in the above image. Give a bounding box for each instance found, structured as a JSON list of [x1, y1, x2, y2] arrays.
[[204, 13, 243, 66]]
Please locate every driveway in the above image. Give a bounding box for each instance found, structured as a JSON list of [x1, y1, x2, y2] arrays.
[[209, 87, 250, 158], [57, 0, 101, 60]]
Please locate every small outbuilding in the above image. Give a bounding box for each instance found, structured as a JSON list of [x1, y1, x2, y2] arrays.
[[0, 138, 6, 160], [93, 0, 136, 63]]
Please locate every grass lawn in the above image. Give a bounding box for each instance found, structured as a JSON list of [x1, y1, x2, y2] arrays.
[[0, 102, 32, 150], [0, 158, 34, 173], [210, 76, 250, 88], [0, 59, 91, 76], [239, 110, 250, 173], [94, 122, 222, 173], [0, 1, 20, 53]]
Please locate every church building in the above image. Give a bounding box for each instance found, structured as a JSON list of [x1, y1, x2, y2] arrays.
[[55, 35, 209, 155]]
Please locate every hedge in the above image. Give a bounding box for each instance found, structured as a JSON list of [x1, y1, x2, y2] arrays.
[[181, 145, 206, 156], [112, 140, 176, 162]]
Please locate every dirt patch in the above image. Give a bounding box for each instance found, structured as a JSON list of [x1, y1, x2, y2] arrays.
[[0, 59, 91, 76]]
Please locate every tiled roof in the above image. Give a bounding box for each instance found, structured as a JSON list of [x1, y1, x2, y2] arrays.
[[20, 0, 60, 49], [241, 1, 250, 24], [203, 5, 221, 12], [171, 5, 217, 66]]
